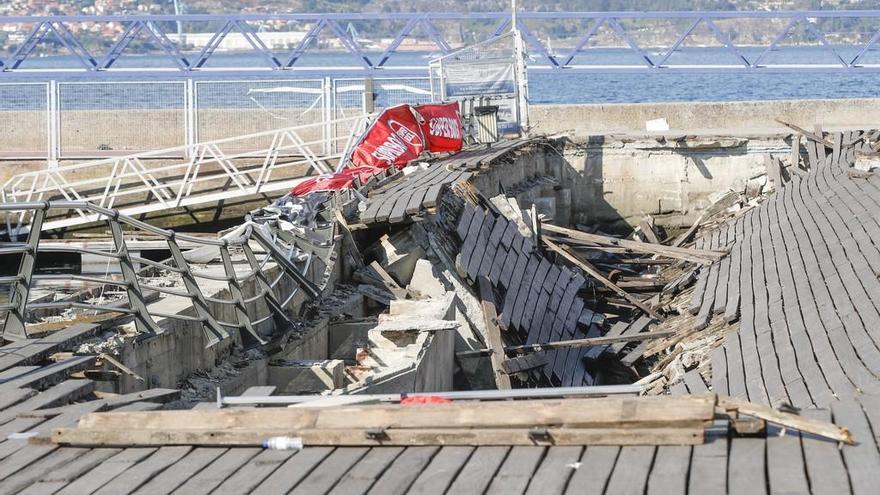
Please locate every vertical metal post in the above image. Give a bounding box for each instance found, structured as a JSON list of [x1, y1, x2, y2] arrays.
[[1, 206, 45, 341], [184, 78, 197, 158], [47, 80, 60, 167], [219, 244, 266, 347], [166, 237, 229, 347], [439, 58, 447, 100], [109, 216, 162, 337], [322, 76, 332, 155], [241, 243, 294, 333], [362, 77, 375, 114], [511, 4, 530, 135]]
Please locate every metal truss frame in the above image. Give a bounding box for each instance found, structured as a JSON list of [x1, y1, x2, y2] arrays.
[[0, 112, 375, 233], [0, 200, 323, 346], [3, 11, 880, 77]]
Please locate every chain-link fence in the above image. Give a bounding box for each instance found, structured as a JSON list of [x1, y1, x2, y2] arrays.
[[0, 76, 434, 163], [0, 83, 49, 160], [59, 81, 187, 157]]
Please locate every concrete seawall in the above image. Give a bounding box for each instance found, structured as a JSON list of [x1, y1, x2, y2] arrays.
[[3, 98, 878, 161], [530, 98, 880, 136]]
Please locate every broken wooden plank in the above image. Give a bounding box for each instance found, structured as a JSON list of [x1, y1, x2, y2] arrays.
[[478, 276, 512, 390], [503, 330, 676, 354], [717, 396, 853, 444], [775, 118, 833, 148], [542, 224, 724, 264], [501, 353, 549, 375], [544, 238, 664, 320], [639, 217, 661, 244]]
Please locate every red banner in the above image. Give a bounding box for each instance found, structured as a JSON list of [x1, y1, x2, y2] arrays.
[[415, 103, 464, 153], [291, 166, 382, 197], [350, 105, 426, 169]]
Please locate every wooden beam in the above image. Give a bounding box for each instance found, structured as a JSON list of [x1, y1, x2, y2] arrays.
[[638, 217, 661, 244], [775, 118, 834, 148], [544, 238, 665, 321], [72, 395, 716, 431], [504, 330, 675, 354], [764, 153, 783, 188], [50, 425, 706, 447], [717, 396, 853, 444], [478, 276, 512, 390], [542, 224, 724, 264], [334, 210, 365, 269], [501, 353, 548, 374]]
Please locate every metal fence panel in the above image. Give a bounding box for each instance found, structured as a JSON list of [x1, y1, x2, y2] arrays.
[[0, 83, 48, 160], [59, 81, 186, 157], [332, 77, 433, 151], [195, 79, 325, 152]]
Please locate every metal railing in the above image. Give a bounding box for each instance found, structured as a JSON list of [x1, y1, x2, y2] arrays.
[[2, 11, 880, 78], [0, 76, 428, 163], [0, 200, 325, 345], [0, 112, 375, 234]]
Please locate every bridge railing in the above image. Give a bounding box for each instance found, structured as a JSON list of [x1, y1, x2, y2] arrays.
[[0, 112, 376, 234], [1, 11, 880, 77], [0, 200, 327, 346]]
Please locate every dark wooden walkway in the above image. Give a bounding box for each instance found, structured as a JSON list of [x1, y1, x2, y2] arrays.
[[358, 139, 530, 225], [5, 134, 880, 493]]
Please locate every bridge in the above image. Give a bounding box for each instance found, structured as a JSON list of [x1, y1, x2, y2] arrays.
[[0, 112, 374, 234], [1, 11, 880, 77]]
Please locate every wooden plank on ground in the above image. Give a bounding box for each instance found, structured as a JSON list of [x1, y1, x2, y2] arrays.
[[544, 239, 663, 320], [251, 447, 334, 494], [478, 276, 512, 390]]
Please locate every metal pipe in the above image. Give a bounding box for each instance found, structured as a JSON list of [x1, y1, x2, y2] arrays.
[[216, 384, 643, 407]]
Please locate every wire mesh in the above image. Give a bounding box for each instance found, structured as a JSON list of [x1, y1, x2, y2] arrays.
[[0, 83, 49, 159], [58, 81, 186, 157], [195, 78, 324, 151]]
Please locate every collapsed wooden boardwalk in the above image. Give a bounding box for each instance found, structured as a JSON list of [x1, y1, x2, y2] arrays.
[[4, 134, 880, 493]]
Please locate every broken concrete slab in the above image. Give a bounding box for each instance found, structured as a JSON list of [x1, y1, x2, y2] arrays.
[[267, 359, 344, 394], [407, 258, 448, 299], [328, 318, 375, 360], [369, 230, 426, 286]]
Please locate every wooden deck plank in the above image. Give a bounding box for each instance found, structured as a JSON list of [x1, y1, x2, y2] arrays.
[[367, 446, 439, 495], [407, 446, 475, 495], [524, 447, 582, 495], [766, 426, 810, 495], [564, 446, 620, 495], [446, 446, 510, 495], [213, 449, 297, 495], [55, 448, 157, 495], [603, 446, 655, 495], [328, 447, 403, 495], [0, 447, 89, 494], [486, 446, 545, 495], [832, 401, 880, 495], [646, 446, 690, 495], [801, 409, 851, 495], [171, 447, 261, 495], [93, 446, 192, 495], [251, 447, 334, 494], [289, 447, 369, 495], [131, 448, 227, 495], [727, 437, 766, 495], [687, 423, 728, 495], [16, 448, 121, 495]]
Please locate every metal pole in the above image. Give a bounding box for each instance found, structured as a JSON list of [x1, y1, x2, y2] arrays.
[[217, 384, 644, 407], [47, 80, 60, 167], [184, 78, 197, 158], [322, 76, 332, 155], [511, 0, 530, 134]]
